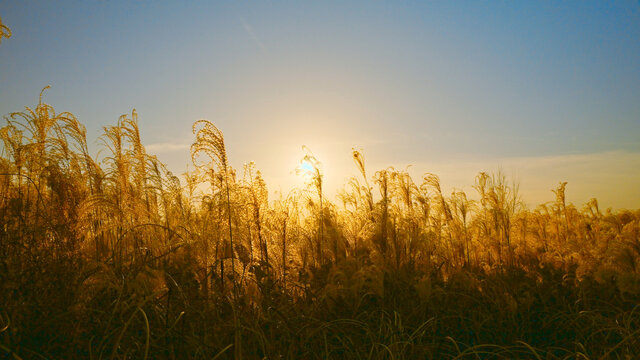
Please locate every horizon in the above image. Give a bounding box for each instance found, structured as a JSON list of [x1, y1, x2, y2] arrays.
[[1, 1, 639, 209]]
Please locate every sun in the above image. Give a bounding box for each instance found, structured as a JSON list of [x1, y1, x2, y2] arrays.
[[300, 160, 314, 173]]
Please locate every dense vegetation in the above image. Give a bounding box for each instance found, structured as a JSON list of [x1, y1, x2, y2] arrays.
[[0, 92, 638, 360], [1, 19, 640, 360]]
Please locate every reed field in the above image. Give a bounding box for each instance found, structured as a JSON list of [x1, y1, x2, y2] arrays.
[[1, 12, 640, 360], [0, 89, 638, 359]]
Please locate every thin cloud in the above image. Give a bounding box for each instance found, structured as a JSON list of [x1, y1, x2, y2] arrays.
[[240, 17, 266, 53], [145, 142, 190, 154], [401, 150, 640, 209]]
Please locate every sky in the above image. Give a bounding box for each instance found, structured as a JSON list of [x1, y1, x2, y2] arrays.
[[1, 1, 639, 209]]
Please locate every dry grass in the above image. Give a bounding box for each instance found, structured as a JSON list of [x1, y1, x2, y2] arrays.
[[0, 89, 639, 359]]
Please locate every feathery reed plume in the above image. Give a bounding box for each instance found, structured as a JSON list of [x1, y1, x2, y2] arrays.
[[297, 145, 325, 265], [0, 16, 10, 44], [191, 119, 237, 291], [352, 149, 374, 212], [242, 161, 268, 267]]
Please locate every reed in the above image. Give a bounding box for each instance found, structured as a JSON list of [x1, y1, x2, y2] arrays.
[[0, 91, 639, 359]]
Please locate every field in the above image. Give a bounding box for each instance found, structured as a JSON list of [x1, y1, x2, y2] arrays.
[[2, 10, 640, 360], [0, 92, 638, 359]]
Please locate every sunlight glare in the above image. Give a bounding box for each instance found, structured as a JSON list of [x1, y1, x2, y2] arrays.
[[300, 160, 314, 173]]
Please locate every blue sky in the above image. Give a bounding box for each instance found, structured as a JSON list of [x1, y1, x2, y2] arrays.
[[1, 1, 639, 208]]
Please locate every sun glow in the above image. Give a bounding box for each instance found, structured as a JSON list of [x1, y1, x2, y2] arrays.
[[300, 160, 314, 174]]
